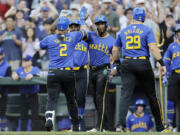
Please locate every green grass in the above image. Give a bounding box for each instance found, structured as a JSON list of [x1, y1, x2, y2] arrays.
[[0, 132, 178, 135]]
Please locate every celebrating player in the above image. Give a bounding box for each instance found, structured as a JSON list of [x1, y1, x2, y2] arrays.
[[40, 17, 87, 131], [87, 15, 115, 132], [163, 24, 180, 131], [126, 99, 154, 132], [68, 19, 88, 131], [112, 7, 169, 132]]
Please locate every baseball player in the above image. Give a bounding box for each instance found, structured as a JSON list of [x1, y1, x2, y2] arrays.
[[86, 15, 115, 132], [0, 47, 11, 131], [126, 99, 154, 132], [163, 24, 180, 131], [39, 17, 87, 131], [112, 7, 169, 132], [68, 19, 88, 131]]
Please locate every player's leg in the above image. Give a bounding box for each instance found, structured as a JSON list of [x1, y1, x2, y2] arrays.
[[168, 72, 180, 131], [167, 100, 175, 128], [29, 93, 39, 131], [75, 69, 88, 131], [45, 70, 60, 131], [143, 69, 165, 131], [104, 84, 116, 131], [62, 70, 79, 131], [20, 94, 29, 131], [116, 62, 136, 131], [95, 69, 108, 132]]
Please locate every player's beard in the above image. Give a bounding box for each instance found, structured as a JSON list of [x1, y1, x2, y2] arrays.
[[97, 27, 107, 37]]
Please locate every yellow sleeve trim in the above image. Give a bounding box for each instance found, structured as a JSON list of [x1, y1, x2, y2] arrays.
[[165, 57, 171, 61], [148, 43, 156, 46]]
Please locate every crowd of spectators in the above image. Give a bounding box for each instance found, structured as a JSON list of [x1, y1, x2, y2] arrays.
[[0, 0, 179, 71]]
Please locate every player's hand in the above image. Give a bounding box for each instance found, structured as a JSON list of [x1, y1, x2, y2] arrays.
[[26, 74, 33, 80], [110, 68, 117, 76], [162, 75, 168, 85], [12, 72, 19, 80], [161, 66, 166, 76], [156, 62, 166, 76], [12, 35, 17, 41]]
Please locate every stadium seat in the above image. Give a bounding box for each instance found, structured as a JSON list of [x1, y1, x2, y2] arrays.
[[56, 93, 68, 117], [39, 93, 68, 117], [6, 94, 21, 117], [39, 93, 48, 117]]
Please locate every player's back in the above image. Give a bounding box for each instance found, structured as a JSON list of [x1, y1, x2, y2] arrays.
[[40, 31, 84, 69], [119, 24, 155, 57]]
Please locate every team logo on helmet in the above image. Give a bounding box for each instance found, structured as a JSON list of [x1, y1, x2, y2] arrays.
[[57, 17, 69, 31], [133, 7, 146, 22], [94, 15, 109, 28]]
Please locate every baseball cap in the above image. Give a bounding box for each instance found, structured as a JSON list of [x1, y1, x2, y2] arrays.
[[70, 3, 81, 11], [0, 47, 4, 54], [40, 7, 49, 12], [103, 0, 112, 3], [166, 12, 174, 18], [23, 55, 33, 61], [136, 0, 145, 4]]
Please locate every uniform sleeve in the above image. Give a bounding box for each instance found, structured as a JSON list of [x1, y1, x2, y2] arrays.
[[15, 68, 21, 76], [163, 45, 172, 73], [147, 29, 157, 46], [73, 30, 87, 45], [40, 36, 50, 49], [126, 116, 131, 130], [148, 115, 154, 130], [114, 34, 122, 47]]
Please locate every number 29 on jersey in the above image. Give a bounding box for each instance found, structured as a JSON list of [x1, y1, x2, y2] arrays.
[[126, 35, 141, 50]]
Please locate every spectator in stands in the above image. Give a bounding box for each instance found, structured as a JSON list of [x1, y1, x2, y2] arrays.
[[15, 10, 25, 29], [100, 0, 120, 38], [5, 0, 29, 19], [124, 8, 133, 27], [30, 0, 58, 26], [158, 12, 176, 56], [0, 15, 23, 71], [116, 4, 128, 30], [22, 27, 39, 57], [0, 0, 12, 20], [12, 55, 40, 131], [0, 47, 11, 131], [70, 3, 80, 19]]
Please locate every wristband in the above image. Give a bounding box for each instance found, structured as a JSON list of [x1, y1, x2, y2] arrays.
[[113, 60, 120, 67], [158, 59, 165, 66]]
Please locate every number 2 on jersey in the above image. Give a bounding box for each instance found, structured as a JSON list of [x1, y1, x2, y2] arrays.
[[59, 44, 67, 56], [126, 36, 141, 49]]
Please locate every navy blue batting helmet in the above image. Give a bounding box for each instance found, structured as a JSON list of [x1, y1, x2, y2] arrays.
[[175, 24, 180, 38], [94, 15, 108, 28], [57, 17, 69, 31], [69, 19, 81, 26], [133, 7, 146, 22], [135, 99, 146, 108]]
